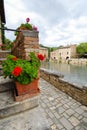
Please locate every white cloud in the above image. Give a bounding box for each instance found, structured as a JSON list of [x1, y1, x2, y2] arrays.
[[41, 16, 87, 46], [4, 0, 87, 47]]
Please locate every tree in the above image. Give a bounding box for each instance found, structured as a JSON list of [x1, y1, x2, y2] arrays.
[[4, 37, 12, 49], [76, 42, 87, 55]]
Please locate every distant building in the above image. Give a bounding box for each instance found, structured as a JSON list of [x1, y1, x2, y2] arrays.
[[39, 47, 48, 60], [50, 44, 77, 62], [50, 49, 59, 61], [0, 0, 6, 44]]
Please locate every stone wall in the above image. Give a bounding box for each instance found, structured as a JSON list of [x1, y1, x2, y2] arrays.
[[11, 30, 39, 60], [0, 50, 11, 58], [69, 58, 87, 65], [40, 69, 87, 106], [0, 50, 11, 65], [50, 58, 87, 65]]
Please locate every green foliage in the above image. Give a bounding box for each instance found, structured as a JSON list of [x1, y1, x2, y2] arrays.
[[2, 52, 40, 85], [1, 33, 12, 50], [4, 38, 12, 49], [39, 44, 58, 51], [29, 52, 40, 69], [14, 23, 33, 36], [39, 44, 58, 58], [76, 42, 87, 54], [20, 23, 33, 30], [14, 31, 19, 36]]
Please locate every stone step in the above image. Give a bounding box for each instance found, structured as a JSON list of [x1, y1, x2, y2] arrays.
[[0, 50, 11, 58], [0, 76, 39, 119], [0, 76, 14, 92], [0, 58, 6, 65], [0, 58, 6, 60], [0, 90, 39, 119], [0, 76, 13, 85]]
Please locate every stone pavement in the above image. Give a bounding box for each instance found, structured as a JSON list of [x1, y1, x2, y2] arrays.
[[0, 78, 87, 130]]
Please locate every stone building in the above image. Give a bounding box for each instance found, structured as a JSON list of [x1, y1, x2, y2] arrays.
[[0, 0, 6, 45], [50, 44, 77, 62], [50, 49, 59, 61]]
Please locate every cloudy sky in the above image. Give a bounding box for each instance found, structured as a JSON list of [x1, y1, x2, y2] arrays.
[[4, 0, 87, 47]]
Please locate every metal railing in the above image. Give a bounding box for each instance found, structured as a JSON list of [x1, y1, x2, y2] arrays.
[[0, 27, 21, 32]]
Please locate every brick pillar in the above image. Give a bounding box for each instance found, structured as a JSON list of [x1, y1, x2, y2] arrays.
[[22, 30, 39, 60], [12, 30, 39, 60]]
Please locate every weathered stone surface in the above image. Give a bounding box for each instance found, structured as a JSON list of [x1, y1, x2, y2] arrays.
[[40, 68, 87, 106], [0, 50, 11, 58], [0, 58, 6, 65], [0, 76, 13, 85], [0, 76, 39, 118], [0, 90, 39, 119], [0, 78, 87, 130], [0, 106, 50, 130], [0, 82, 14, 92], [12, 30, 39, 60], [60, 117, 73, 130], [22, 30, 39, 37]]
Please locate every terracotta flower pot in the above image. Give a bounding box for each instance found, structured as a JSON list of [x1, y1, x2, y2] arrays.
[[15, 79, 39, 96]]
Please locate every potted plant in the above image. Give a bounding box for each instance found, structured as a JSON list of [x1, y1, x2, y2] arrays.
[[14, 17, 38, 36], [2, 52, 44, 98]]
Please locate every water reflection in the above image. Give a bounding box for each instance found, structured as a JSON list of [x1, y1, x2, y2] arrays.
[[41, 62, 87, 86]]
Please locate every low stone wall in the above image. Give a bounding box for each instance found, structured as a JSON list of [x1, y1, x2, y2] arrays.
[[40, 69, 87, 106], [50, 58, 87, 65], [69, 58, 87, 65]]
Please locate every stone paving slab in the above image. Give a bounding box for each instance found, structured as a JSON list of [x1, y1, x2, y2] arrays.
[[39, 78, 87, 130], [0, 78, 87, 130], [0, 89, 39, 119], [0, 106, 50, 130], [0, 79, 39, 119]]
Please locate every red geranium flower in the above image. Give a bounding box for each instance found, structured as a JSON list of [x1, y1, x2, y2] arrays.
[[12, 66, 22, 76], [12, 56, 18, 61], [38, 54, 44, 61]]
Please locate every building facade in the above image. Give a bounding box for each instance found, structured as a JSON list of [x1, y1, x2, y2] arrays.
[[50, 45, 77, 62]]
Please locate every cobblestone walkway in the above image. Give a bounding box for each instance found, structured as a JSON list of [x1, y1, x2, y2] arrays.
[[39, 78, 87, 130], [0, 78, 87, 130]]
